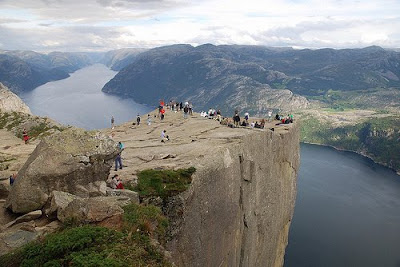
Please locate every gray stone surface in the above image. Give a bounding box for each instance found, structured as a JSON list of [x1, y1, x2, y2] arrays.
[[5, 128, 120, 213], [44, 191, 81, 218], [3, 210, 42, 229], [106, 188, 139, 203], [0, 83, 31, 114], [57, 196, 125, 223], [0, 182, 10, 199], [0, 220, 62, 256]]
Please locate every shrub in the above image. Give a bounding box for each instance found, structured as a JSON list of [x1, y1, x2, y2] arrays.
[[135, 167, 196, 200]]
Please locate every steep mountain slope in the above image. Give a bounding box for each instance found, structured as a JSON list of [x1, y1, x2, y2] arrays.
[[0, 54, 68, 94], [102, 44, 309, 113], [102, 44, 400, 113], [0, 50, 94, 93], [100, 48, 147, 71]]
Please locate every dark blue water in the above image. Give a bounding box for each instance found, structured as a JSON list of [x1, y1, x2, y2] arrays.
[[284, 143, 400, 267], [21, 64, 151, 130]]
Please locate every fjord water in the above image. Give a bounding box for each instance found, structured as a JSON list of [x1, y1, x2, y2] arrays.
[[284, 143, 400, 267], [21, 64, 151, 130], [21, 65, 400, 266]]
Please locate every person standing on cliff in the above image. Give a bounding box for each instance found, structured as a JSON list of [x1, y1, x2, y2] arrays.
[[137, 114, 141, 125], [114, 142, 124, 171], [111, 116, 115, 129], [147, 114, 152, 125], [233, 111, 240, 127]]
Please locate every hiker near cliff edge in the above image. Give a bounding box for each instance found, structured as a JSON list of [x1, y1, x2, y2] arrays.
[[111, 116, 115, 129]]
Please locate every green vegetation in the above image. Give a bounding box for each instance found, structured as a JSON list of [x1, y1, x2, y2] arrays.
[[135, 167, 196, 200], [0, 155, 16, 171], [0, 204, 171, 267], [300, 115, 400, 171], [0, 112, 11, 129], [0, 111, 64, 140]]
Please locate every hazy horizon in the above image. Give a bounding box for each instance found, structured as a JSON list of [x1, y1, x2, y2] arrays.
[[1, 0, 399, 52], [0, 43, 398, 55]]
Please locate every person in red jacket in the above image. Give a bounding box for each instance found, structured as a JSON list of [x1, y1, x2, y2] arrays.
[[22, 128, 29, 144]]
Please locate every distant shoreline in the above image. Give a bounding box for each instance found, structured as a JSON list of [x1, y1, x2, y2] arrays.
[[301, 141, 400, 176]]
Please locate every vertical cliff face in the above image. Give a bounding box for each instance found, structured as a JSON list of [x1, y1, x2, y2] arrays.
[[165, 123, 299, 267]]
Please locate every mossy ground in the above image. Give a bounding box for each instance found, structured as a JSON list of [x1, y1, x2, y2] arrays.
[[0, 204, 171, 267], [134, 167, 196, 201], [0, 168, 196, 266], [0, 111, 64, 140]]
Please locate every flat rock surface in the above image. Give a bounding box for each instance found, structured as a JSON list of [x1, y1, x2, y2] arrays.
[[102, 109, 293, 185], [0, 129, 39, 180]]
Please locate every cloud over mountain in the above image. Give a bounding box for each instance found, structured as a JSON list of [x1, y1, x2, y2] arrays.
[[0, 0, 399, 51]]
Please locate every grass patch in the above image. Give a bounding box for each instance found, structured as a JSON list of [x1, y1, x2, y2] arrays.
[[135, 167, 196, 200], [0, 204, 171, 267], [0, 112, 11, 129]]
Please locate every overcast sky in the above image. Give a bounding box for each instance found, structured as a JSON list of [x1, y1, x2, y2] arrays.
[[0, 0, 399, 52]]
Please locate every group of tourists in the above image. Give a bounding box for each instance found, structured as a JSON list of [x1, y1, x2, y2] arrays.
[[165, 100, 193, 114], [201, 108, 294, 130], [275, 114, 294, 124]]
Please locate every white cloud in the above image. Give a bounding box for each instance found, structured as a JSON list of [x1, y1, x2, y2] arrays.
[[0, 0, 399, 51]]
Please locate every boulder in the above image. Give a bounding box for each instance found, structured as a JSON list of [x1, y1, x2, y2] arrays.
[[0, 182, 10, 199], [106, 188, 139, 204], [57, 196, 125, 223], [43, 191, 81, 218], [6, 128, 120, 214], [0, 220, 62, 256], [2, 210, 42, 229]]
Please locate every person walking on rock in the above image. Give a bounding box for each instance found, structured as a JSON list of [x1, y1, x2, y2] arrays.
[[111, 116, 115, 129]]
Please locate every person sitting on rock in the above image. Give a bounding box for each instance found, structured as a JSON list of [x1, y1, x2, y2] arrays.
[[260, 119, 266, 129], [112, 174, 124, 189]]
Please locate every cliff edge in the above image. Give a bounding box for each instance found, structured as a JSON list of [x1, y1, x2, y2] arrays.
[[0, 82, 31, 114], [105, 109, 299, 267]]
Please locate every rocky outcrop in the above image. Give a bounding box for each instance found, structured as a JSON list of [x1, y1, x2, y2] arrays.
[[6, 128, 119, 213], [0, 83, 31, 114], [165, 123, 299, 267], [101, 109, 299, 267], [57, 196, 125, 223], [2, 210, 42, 229]]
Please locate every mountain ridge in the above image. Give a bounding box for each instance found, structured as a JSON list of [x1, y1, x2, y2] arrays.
[[102, 44, 400, 114]]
